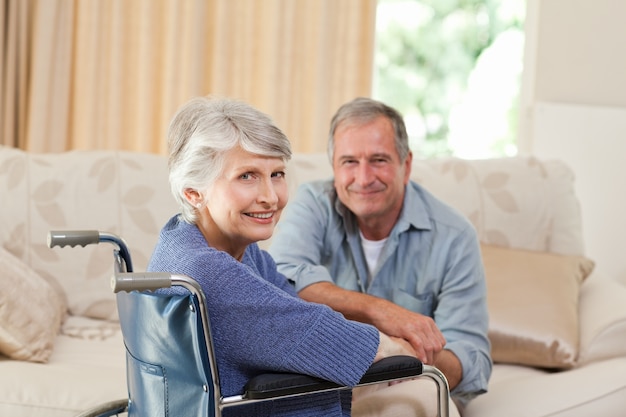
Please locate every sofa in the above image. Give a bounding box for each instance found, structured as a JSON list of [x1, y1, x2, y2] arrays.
[[0, 145, 625, 417]]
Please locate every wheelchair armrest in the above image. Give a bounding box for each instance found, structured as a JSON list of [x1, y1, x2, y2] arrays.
[[244, 355, 422, 400], [358, 355, 423, 384], [244, 372, 340, 400]]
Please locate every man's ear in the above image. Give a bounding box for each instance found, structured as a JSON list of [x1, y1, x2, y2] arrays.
[[403, 151, 413, 184]]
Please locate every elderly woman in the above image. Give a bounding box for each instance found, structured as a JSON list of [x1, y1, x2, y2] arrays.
[[147, 96, 413, 417]]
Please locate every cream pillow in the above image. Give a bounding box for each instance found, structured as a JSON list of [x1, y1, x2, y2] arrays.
[[0, 246, 67, 362], [482, 244, 594, 368]]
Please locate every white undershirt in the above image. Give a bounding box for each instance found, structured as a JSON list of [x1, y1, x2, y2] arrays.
[[360, 231, 388, 285]]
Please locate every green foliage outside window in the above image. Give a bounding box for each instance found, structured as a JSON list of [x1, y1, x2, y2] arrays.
[[373, 0, 525, 158]]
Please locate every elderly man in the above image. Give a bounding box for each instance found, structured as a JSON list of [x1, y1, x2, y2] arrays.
[[269, 97, 492, 416]]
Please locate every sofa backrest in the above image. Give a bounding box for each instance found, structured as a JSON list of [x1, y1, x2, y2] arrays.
[[0, 146, 178, 320], [281, 153, 584, 255], [0, 146, 584, 321]]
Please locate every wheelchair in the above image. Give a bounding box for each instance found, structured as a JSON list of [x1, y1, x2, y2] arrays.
[[48, 230, 450, 417]]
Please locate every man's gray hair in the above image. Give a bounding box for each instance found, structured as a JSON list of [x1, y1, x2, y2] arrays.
[[327, 97, 410, 162], [167, 96, 292, 223]]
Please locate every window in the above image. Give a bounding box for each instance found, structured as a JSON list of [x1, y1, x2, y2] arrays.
[[373, 0, 525, 158]]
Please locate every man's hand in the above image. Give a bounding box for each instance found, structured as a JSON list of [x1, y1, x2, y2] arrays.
[[370, 298, 446, 366]]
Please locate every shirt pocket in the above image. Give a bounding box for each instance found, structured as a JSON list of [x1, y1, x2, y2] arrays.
[[391, 288, 434, 316]]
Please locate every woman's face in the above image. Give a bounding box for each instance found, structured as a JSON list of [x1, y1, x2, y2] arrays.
[[195, 146, 288, 259]]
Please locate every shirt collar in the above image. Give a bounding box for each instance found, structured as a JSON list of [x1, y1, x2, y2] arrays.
[[397, 182, 432, 232]]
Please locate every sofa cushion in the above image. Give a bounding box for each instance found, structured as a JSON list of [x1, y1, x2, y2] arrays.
[[0, 315, 126, 417], [0, 246, 67, 362], [482, 244, 594, 368], [464, 358, 626, 417], [578, 276, 626, 365]]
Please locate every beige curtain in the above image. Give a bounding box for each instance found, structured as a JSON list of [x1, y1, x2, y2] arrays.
[[1, 0, 376, 154]]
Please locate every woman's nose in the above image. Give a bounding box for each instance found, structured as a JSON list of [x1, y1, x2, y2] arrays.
[[258, 178, 279, 204]]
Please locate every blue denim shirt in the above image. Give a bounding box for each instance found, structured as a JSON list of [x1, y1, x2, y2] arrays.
[[269, 179, 492, 404]]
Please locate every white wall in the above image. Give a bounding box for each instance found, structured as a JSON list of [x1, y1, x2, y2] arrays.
[[533, 0, 626, 107], [532, 102, 626, 283], [520, 0, 626, 283]]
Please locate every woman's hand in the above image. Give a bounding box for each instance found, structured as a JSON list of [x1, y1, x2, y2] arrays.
[[374, 332, 417, 362]]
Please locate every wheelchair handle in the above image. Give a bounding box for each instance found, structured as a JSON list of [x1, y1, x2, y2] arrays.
[[47, 230, 101, 248], [48, 230, 133, 273], [112, 272, 172, 293]]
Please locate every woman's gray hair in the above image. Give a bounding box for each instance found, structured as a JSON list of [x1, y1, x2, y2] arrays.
[[327, 97, 410, 162], [167, 96, 292, 223]]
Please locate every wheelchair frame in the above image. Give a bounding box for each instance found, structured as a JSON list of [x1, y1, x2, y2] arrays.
[[48, 230, 450, 417]]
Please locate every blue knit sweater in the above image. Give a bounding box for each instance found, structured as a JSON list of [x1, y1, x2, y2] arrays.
[[147, 215, 379, 416]]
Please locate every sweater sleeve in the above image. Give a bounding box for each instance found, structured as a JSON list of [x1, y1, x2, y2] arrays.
[[282, 308, 380, 386]]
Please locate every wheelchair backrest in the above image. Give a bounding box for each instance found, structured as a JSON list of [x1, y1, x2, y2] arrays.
[[116, 291, 216, 417]]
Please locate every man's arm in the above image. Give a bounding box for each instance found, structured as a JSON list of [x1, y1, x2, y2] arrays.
[[433, 349, 462, 390], [300, 282, 462, 389]]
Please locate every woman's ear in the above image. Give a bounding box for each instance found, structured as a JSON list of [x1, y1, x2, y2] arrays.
[[183, 189, 203, 208]]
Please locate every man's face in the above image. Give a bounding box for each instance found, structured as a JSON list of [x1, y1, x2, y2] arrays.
[[332, 116, 411, 230]]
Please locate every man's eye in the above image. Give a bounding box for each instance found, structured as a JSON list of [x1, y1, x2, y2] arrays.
[[272, 171, 286, 178], [240, 173, 251, 180]]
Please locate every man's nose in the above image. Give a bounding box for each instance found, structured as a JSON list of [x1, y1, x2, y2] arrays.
[[355, 163, 375, 185]]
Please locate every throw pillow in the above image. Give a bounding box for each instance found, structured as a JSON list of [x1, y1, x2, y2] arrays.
[[0, 246, 67, 362], [481, 244, 594, 368]]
